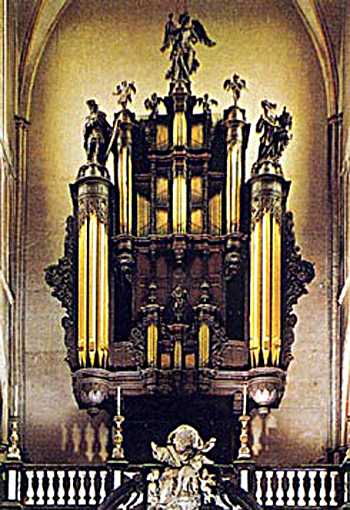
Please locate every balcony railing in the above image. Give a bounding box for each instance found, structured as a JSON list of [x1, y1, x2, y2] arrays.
[[0, 462, 347, 509]]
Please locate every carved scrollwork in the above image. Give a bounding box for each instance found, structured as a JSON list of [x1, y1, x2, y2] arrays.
[[45, 216, 78, 370], [211, 324, 229, 369], [281, 211, 315, 369], [130, 326, 146, 368]]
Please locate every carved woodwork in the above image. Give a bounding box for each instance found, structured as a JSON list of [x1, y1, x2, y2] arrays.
[[46, 41, 315, 458]]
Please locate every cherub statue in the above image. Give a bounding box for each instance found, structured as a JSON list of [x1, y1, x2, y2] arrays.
[[150, 424, 216, 508], [223, 73, 247, 107], [113, 80, 137, 110], [254, 100, 292, 171], [83, 99, 112, 165], [161, 12, 215, 88]]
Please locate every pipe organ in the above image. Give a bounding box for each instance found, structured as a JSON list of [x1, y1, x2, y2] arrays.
[[46, 38, 315, 461]]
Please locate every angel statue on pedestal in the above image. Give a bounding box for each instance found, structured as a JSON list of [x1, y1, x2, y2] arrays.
[[161, 12, 215, 90]]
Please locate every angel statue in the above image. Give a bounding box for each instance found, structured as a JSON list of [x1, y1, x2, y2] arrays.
[[149, 424, 217, 509], [254, 99, 292, 172], [196, 93, 218, 114], [113, 80, 137, 110], [161, 12, 215, 88], [223, 73, 247, 107], [144, 92, 164, 118]]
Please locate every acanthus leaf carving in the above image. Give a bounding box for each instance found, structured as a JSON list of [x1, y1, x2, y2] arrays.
[[45, 216, 78, 370], [281, 211, 315, 369]]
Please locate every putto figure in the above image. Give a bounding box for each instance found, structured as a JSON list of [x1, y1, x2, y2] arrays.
[[161, 12, 215, 88], [83, 99, 112, 165], [223, 73, 247, 107], [113, 80, 137, 110], [254, 100, 292, 172], [149, 425, 216, 509], [144, 92, 164, 118]]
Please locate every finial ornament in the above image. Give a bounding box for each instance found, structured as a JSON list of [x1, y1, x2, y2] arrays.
[[113, 80, 137, 110], [161, 12, 215, 90], [223, 73, 247, 107]]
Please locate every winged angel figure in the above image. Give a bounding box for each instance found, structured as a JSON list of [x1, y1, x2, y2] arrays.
[[161, 12, 215, 87]]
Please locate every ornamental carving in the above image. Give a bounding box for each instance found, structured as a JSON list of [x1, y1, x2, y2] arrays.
[[45, 216, 78, 370], [78, 195, 109, 227], [281, 211, 315, 369], [250, 191, 283, 227]]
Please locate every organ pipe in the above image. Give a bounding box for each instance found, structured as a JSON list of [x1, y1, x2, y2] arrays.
[[249, 175, 286, 368], [225, 107, 247, 233], [77, 174, 110, 368]]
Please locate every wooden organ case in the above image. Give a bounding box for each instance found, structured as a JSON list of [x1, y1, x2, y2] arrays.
[[46, 52, 315, 463]]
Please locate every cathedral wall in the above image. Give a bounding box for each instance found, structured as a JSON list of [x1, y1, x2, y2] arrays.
[[25, 0, 329, 463]]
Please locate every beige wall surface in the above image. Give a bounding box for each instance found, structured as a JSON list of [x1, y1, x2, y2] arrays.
[[25, 0, 328, 463]]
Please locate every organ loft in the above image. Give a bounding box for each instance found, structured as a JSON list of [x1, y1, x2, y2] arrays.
[[46, 9, 314, 479]]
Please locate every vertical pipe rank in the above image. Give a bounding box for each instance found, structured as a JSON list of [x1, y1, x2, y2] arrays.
[[225, 107, 247, 233]]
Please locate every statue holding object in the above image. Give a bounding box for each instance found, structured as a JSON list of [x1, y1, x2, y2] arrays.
[[83, 99, 112, 166], [161, 12, 215, 89], [253, 99, 292, 173]]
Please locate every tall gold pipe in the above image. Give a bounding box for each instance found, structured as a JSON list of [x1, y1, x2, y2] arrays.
[[199, 322, 210, 367], [103, 221, 109, 366], [147, 323, 158, 367], [174, 340, 182, 368], [234, 145, 242, 231], [226, 146, 233, 232], [250, 220, 261, 367], [118, 146, 128, 233], [88, 212, 98, 366], [173, 171, 186, 233], [127, 150, 132, 233], [271, 217, 281, 365], [78, 220, 88, 367], [174, 112, 186, 146], [262, 211, 271, 366], [97, 220, 109, 367], [226, 145, 241, 232]]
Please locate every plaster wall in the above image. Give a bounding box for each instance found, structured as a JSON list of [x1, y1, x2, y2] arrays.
[[25, 0, 329, 463]]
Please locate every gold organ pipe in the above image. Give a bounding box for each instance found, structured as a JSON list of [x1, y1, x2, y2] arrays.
[[199, 322, 210, 367], [250, 219, 261, 367], [78, 220, 88, 367], [234, 145, 241, 230], [173, 169, 187, 233], [226, 145, 241, 233], [127, 150, 132, 233], [262, 211, 272, 366], [174, 340, 182, 369], [226, 146, 232, 232], [174, 112, 186, 146], [147, 323, 158, 367], [271, 217, 281, 365], [88, 211, 98, 366], [119, 146, 128, 233], [97, 220, 109, 367]]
